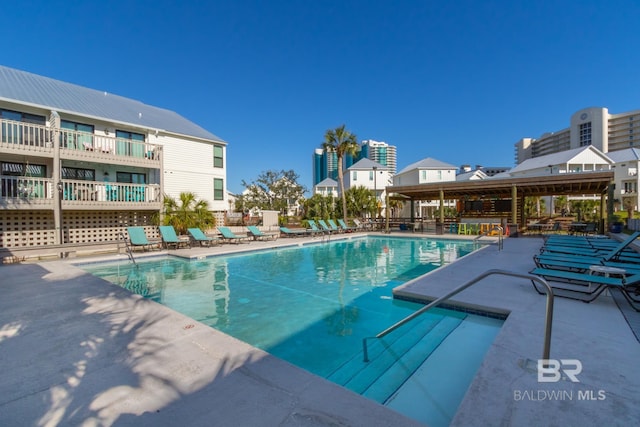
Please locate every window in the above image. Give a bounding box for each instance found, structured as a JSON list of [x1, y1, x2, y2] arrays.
[[579, 122, 592, 146], [214, 178, 224, 200], [369, 171, 374, 181], [116, 130, 145, 157], [61, 120, 94, 149], [116, 172, 146, 184], [352, 171, 357, 181], [1, 109, 46, 144], [421, 170, 426, 181], [2, 162, 46, 177], [62, 167, 95, 181], [213, 145, 224, 168]]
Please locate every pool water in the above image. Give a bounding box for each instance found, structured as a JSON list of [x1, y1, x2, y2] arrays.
[[82, 236, 502, 426]]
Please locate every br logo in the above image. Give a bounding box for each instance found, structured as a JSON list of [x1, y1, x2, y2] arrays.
[[537, 359, 582, 383]]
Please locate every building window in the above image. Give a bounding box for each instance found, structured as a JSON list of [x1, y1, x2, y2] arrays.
[[1, 109, 46, 144], [579, 122, 592, 146], [352, 171, 357, 181], [61, 120, 95, 150], [2, 162, 46, 177], [62, 167, 95, 181], [421, 170, 426, 181], [214, 178, 224, 200], [213, 145, 224, 168], [116, 172, 146, 184], [116, 130, 146, 157]]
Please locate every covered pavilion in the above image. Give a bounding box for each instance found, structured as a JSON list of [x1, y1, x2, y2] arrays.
[[386, 171, 615, 234]]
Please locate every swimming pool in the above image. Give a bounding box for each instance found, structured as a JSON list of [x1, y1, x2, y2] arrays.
[[82, 236, 502, 426]]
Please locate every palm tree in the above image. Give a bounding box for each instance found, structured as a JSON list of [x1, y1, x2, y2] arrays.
[[323, 124, 359, 223], [160, 191, 215, 234]]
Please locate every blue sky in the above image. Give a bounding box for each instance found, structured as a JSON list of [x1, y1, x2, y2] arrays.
[[3, 1, 640, 194]]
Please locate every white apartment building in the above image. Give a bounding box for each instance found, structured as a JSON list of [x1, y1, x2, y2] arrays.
[[344, 158, 391, 204], [0, 65, 227, 250], [313, 178, 338, 197], [392, 157, 458, 218]]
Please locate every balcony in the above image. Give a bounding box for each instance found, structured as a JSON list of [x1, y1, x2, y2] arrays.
[[1, 119, 162, 168], [0, 176, 161, 210]]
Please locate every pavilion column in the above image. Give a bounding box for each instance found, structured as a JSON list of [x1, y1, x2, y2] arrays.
[[511, 185, 518, 225], [439, 189, 445, 224], [600, 192, 606, 234]]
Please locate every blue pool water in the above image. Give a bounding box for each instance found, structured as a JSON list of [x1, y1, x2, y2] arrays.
[[82, 236, 502, 426]]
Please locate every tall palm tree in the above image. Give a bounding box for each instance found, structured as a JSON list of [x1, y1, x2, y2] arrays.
[[323, 124, 359, 223]]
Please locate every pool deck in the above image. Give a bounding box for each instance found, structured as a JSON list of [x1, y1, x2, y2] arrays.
[[1, 232, 639, 426]]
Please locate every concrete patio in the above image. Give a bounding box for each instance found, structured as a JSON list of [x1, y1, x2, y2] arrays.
[[0, 233, 638, 426]]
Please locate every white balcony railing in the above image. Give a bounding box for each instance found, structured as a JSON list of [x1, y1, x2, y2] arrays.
[[1, 118, 161, 161], [0, 176, 161, 205]]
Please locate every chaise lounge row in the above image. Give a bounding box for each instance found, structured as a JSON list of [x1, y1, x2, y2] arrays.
[[529, 231, 640, 310], [126, 225, 280, 250]]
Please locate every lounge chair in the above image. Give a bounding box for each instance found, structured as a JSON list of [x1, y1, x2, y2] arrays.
[[326, 219, 344, 233], [159, 225, 191, 249], [247, 225, 278, 241], [529, 267, 640, 310], [187, 228, 219, 247], [540, 231, 640, 262], [306, 220, 325, 236], [126, 226, 160, 251], [337, 219, 357, 232], [279, 226, 311, 237], [317, 219, 335, 234], [217, 226, 250, 244]]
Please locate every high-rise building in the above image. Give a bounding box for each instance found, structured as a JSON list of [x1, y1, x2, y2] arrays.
[[514, 107, 640, 164], [359, 140, 397, 175], [312, 139, 397, 186]]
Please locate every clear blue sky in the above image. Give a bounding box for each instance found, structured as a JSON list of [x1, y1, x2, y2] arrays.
[[3, 1, 640, 194]]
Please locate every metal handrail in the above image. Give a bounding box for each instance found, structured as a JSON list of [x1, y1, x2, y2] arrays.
[[474, 226, 504, 250], [119, 232, 137, 266], [362, 269, 554, 362]]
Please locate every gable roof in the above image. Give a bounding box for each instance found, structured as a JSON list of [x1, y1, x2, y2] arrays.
[[0, 65, 225, 143], [606, 148, 640, 162], [457, 169, 488, 181], [396, 157, 457, 175], [509, 145, 611, 174], [347, 158, 386, 170], [315, 178, 338, 187]]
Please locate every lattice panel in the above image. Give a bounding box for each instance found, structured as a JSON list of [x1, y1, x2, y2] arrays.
[[0, 211, 56, 247], [63, 211, 158, 244], [0, 210, 158, 248]]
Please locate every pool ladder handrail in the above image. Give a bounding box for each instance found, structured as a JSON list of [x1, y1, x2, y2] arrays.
[[118, 231, 137, 266], [473, 226, 503, 250], [362, 269, 553, 362]]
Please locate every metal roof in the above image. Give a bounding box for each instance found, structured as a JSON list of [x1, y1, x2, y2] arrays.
[[388, 171, 614, 201], [509, 146, 610, 173], [347, 158, 386, 170], [0, 65, 225, 143], [396, 157, 457, 175]]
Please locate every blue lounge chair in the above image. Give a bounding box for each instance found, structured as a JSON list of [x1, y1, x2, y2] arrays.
[[306, 220, 325, 236], [530, 267, 640, 310], [337, 219, 357, 232], [159, 225, 191, 249], [217, 226, 250, 244], [188, 228, 219, 247], [540, 231, 640, 261], [279, 226, 311, 237], [247, 225, 278, 241], [326, 219, 343, 233], [318, 219, 336, 234], [127, 226, 160, 251]]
